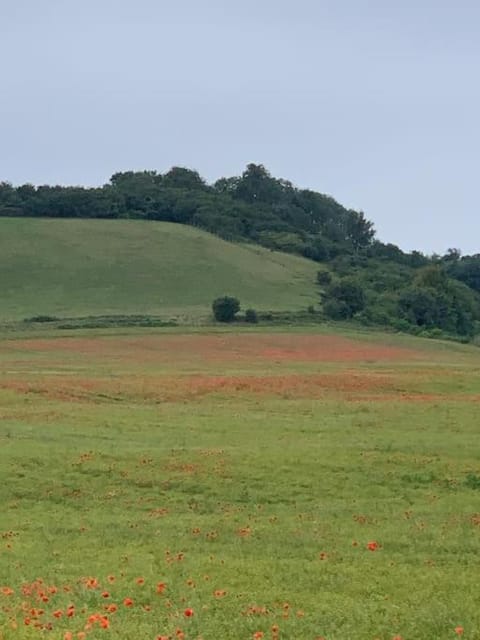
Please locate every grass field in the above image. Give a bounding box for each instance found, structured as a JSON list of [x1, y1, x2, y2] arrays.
[[0, 219, 318, 321], [1, 327, 480, 640]]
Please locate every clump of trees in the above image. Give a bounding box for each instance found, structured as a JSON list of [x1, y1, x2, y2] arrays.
[[321, 260, 480, 339]]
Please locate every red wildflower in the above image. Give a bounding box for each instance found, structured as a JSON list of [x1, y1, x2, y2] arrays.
[[123, 597, 134, 607], [367, 541, 379, 551], [99, 616, 110, 629], [157, 582, 167, 594], [455, 628, 464, 636], [184, 608, 194, 617]]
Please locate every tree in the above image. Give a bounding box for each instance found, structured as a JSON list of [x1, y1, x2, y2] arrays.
[[323, 277, 365, 319], [212, 297, 240, 322], [162, 167, 207, 190]]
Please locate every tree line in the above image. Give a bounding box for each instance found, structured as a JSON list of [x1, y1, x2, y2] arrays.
[[0, 164, 375, 259]]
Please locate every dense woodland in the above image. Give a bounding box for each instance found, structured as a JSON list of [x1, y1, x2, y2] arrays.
[[1, 164, 479, 338]]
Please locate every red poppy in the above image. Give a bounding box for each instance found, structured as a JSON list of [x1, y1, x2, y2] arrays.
[[183, 608, 194, 617], [99, 616, 110, 629]]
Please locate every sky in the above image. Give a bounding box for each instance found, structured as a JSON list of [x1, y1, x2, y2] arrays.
[[1, 0, 479, 255]]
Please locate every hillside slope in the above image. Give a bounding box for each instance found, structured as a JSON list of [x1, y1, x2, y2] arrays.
[[0, 218, 319, 320]]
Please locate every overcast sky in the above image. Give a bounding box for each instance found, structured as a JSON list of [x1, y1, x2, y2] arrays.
[[1, 0, 479, 255]]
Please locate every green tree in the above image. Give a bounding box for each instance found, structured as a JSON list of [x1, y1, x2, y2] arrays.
[[212, 297, 240, 323], [323, 278, 365, 319]]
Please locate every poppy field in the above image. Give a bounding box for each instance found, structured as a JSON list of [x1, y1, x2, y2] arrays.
[[0, 329, 479, 640]]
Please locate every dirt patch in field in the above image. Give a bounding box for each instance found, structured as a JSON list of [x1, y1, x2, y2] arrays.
[[4, 333, 420, 365], [0, 370, 414, 403]]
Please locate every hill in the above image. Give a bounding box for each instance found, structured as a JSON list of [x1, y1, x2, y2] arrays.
[[0, 218, 319, 321], [1, 164, 479, 338]]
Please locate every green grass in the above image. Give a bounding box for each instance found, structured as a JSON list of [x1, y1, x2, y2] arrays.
[[0, 218, 319, 321], [0, 328, 479, 639]]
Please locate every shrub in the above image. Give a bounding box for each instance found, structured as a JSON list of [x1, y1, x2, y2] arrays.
[[212, 296, 240, 323], [245, 308, 258, 323], [316, 270, 332, 286], [24, 315, 59, 323]]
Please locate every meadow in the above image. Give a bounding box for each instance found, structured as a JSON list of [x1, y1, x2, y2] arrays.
[[0, 327, 479, 640], [0, 219, 317, 321]]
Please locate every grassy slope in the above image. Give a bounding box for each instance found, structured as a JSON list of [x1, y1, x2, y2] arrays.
[[0, 218, 319, 320]]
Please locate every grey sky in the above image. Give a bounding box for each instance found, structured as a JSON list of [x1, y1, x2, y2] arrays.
[[1, 0, 479, 255]]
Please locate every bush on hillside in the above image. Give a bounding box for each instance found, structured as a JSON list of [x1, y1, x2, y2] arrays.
[[212, 296, 240, 323], [245, 308, 258, 323]]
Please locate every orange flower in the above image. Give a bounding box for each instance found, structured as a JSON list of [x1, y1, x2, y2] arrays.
[[85, 577, 99, 589], [105, 603, 118, 613], [136, 577, 145, 585], [1, 586, 14, 596], [123, 597, 134, 607], [367, 541, 379, 551], [64, 633, 73, 640], [455, 628, 464, 636], [99, 616, 110, 629], [157, 582, 167, 594], [184, 608, 194, 617], [214, 589, 227, 597], [53, 610, 63, 618], [253, 633, 264, 639]]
